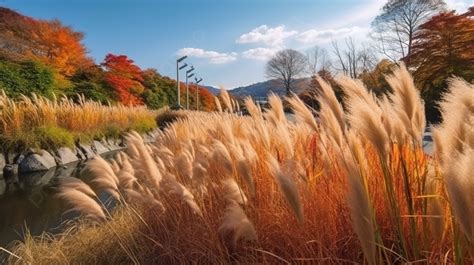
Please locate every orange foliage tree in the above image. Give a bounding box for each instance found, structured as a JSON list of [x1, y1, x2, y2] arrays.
[[197, 86, 216, 111], [407, 7, 474, 92], [102, 54, 144, 106], [0, 7, 92, 76], [406, 7, 474, 122]]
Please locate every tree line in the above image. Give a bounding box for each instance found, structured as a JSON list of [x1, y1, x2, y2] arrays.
[[0, 7, 216, 110], [266, 0, 473, 123]]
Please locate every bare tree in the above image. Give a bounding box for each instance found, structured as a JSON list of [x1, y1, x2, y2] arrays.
[[306, 46, 331, 75], [331, 38, 377, 78], [371, 0, 446, 62], [265, 49, 308, 96]]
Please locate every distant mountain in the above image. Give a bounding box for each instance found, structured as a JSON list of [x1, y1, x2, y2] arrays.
[[229, 78, 311, 99], [205, 78, 311, 99], [204, 86, 220, 95]]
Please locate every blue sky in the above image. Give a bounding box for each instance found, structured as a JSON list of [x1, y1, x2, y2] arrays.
[[1, 0, 472, 88]]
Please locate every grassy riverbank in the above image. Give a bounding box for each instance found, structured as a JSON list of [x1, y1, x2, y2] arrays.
[[5, 65, 474, 264], [0, 92, 157, 154]]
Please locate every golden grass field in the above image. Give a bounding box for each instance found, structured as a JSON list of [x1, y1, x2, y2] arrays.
[[0, 92, 157, 152], [4, 64, 474, 264]]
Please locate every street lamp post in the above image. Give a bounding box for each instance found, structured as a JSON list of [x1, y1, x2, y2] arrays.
[[185, 66, 195, 110], [176, 56, 188, 108], [194, 77, 203, 111]]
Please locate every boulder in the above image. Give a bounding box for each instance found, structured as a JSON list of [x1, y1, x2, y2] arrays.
[[57, 147, 79, 165], [92, 140, 110, 154], [105, 138, 124, 152], [77, 144, 94, 159], [19, 150, 57, 173]]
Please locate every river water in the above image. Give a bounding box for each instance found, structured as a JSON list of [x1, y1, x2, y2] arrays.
[[0, 152, 118, 262]]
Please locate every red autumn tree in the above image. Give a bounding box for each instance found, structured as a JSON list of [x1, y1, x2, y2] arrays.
[[102, 54, 145, 106], [407, 7, 474, 91], [0, 7, 93, 76], [197, 86, 216, 111]]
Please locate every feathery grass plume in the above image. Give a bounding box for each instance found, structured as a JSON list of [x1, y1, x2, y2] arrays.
[[234, 99, 241, 112], [266, 94, 286, 125], [318, 106, 345, 149], [125, 132, 163, 188], [379, 95, 408, 144], [167, 179, 203, 217], [219, 87, 233, 113], [385, 63, 425, 144], [236, 160, 255, 197], [267, 154, 303, 223], [336, 75, 378, 106], [191, 162, 208, 195], [81, 156, 120, 200], [444, 148, 474, 241], [433, 78, 474, 165], [117, 171, 137, 189], [174, 150, 193, 180], [114, 151, 123, 166], [346, 96, 390, 159], [343, 144, 376, 264], [58, 177, 98, 200], [123, 188, 164, 212], [109, 159, 120, 174], [230, 141, 256, 197], [241, 140, 257, 165], [214, 96, 223, 112], [283, 158, 306, 183], [287, 95, 319, 132], [218, 201, 257, 246], [222, 178, 248, 205], [56, 183, 106, 222], [316, 76, 345, 132], [212, 140, 233, 177], [244, 96, 263, 120], [119, 153, 135, 176]]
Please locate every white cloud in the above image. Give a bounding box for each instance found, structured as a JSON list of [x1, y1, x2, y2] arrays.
[[445, 0, 472, 12], [177, 48, 237, 64], [296, 26, 370, 44], [236, 25, 297, 46], [242, 47, 282, 61]]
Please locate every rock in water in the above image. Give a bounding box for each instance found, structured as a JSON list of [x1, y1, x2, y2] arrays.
[[19, 150, 57, 173], [57, 147, 79, 165], [93, 140, 110, 154]]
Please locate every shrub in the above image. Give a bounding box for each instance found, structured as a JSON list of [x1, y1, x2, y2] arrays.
[[68, 81, 112, 104], [34, 126, 75, 150], [0, 60, 55, 99], [155, 109, 187, 129]]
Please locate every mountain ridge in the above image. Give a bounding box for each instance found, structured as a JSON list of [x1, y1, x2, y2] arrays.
[[205, 78, 311, 98]]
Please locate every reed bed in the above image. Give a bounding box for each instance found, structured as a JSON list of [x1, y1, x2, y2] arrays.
[[0, 92, 157, 152], [6, 64, 474, 264]]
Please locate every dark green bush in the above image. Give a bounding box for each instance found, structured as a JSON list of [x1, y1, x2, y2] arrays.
[[68, 81, 112, 103], [0, 60, 55, 98], [155, 110, 187, 129]]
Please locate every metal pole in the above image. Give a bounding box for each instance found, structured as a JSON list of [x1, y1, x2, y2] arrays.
[[176, 60, 180, 107], [186, 75, 189, 109], [196, 82, 199, 111]]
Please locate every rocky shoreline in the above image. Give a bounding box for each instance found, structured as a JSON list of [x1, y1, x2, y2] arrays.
[[0, 129, 159, 180]]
